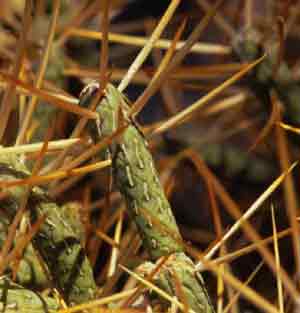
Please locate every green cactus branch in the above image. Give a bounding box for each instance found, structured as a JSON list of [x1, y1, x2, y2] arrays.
[[80, 82, 215, 313], [0, 213, 49, 288], [0, 277, 59, 313], [0, 153, 96, 306], [234, 28, 300, 125]]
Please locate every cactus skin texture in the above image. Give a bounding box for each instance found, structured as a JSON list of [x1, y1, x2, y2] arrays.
[[0, 153, 97, 306], [233, 28, 300, 125], [0, 277, 59, 313], [139, 253, 214, 313], [80, 82, 215, 313], [80, 83, 183, 259]]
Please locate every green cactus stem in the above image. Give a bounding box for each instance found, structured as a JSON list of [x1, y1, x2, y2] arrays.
[[0, 153, 96, 305]]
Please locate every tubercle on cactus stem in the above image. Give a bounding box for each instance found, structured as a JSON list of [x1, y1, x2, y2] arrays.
[[78, 81, 215, 313]]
